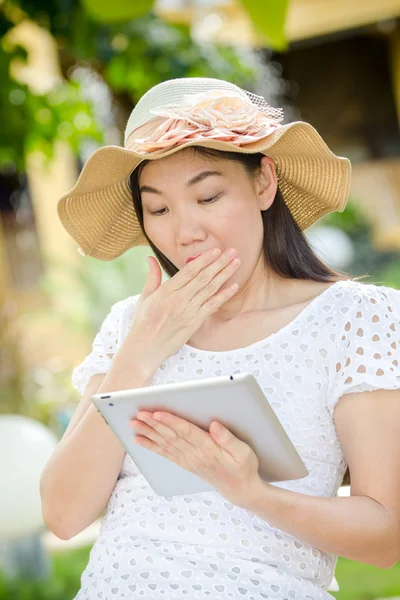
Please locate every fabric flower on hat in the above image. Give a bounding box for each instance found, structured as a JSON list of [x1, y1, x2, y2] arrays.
[[126, 89, 283, 153], [173, 89, 260, 131]]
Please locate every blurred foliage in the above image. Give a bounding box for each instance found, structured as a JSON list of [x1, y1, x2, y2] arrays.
[[0, 68, 104, 172], [102, 17, 258, 100], [239, 0, 290, 50], [0, 301, 78, 432], [0, 543, 399, 600], [0, 544, 89, 600], [322, 199, 400, 289], [0, 25, 103, 171], [38, 246, 154, 339], [79, 0, 289, 50], [81, 0, 154, 23], [2, 0, 288, 50], [0, 303, 25, 414], [332, 557, 400, 599], [0, 1, 273, 174]]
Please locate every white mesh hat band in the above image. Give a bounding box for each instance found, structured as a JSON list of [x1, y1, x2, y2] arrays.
[[123, 77, 283, 146]]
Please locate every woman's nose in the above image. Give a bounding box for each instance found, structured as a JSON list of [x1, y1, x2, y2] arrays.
[[174, 212, 206, 245]]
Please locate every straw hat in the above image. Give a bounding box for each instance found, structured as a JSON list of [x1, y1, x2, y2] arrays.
[[57, 76, 351, 261]]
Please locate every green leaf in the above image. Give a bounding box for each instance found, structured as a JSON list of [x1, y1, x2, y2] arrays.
[[80, 0, 154, 23], [238, 0, 290, 51]]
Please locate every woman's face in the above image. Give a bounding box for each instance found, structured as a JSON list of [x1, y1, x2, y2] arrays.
[[139, 149, 278, 285]]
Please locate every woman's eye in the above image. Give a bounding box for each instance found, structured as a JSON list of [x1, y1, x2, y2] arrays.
[[202, 195, 219, 204], [150, 195, 220, 216]]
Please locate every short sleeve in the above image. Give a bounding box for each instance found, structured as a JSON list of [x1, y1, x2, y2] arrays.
[[72, 295, 139, 396], [328, 284, 400, 414]]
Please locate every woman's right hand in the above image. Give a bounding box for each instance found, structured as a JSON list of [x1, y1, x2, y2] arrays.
[[126, 247, 241, 374]]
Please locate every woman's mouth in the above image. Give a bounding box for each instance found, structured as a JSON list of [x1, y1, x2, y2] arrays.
[[185, 253, 201, 265]]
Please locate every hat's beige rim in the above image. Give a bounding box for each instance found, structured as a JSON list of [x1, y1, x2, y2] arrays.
[[57, 121, 351, 261]]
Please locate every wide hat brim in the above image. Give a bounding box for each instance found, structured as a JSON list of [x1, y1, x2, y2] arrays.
[[57, 121, 351, 261]]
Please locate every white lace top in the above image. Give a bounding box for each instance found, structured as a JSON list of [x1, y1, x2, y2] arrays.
[[71, 279, 400, 600]]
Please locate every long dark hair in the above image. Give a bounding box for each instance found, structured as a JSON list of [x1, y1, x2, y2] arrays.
[[128, 145, 350, 283]]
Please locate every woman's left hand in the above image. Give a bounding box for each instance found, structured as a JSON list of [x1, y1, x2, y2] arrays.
[[130, 410, 262, 507]]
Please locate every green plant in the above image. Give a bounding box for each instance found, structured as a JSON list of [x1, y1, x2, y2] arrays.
[[333, 557, 400, 599], [0, 43, 104, 172], [0, 544, 91, 600]]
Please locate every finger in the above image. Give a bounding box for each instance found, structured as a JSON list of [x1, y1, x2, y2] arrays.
[[137, 412, 210, 472], [131, 417, 183, 461], [198, 278, 239, 320], [186, 247, 239, 300], [134, 434, 178, 464], [163, 247, 221, 293], [133, 413, 179, 443], [209, 421, 241, 458], [171, 246, 238, 297], [194, 255, 240, 305], [209, 421, 256, 464], [140, 256, 162, 301], [152, 411, 217, 456]]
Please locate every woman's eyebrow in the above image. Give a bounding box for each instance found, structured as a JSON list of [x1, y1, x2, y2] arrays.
[[139, 170, 224, 195]]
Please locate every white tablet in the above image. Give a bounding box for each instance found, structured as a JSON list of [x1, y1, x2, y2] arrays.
[[92, 373, 308, 497]]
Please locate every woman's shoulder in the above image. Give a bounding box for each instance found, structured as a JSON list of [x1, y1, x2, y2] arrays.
[[301, 278, 400, 343], [113, 294, 141, 341], [330, 278, 400, 311], [120, 293, 141, 311], [323, 279, 400, 343], [327, 279, 400, 411], [107, 293, 141, 318], [95, 294, 141, 330]]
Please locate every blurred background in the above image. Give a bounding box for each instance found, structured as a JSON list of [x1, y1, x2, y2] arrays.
[[0, 0, 400, 599]]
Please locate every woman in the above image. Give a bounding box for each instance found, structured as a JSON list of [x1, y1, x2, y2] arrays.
[[41, 77, 400, 600]]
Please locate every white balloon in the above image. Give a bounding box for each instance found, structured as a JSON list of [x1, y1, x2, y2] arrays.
[[0, 415, 58, 541], [305, 225, 355, 270]]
